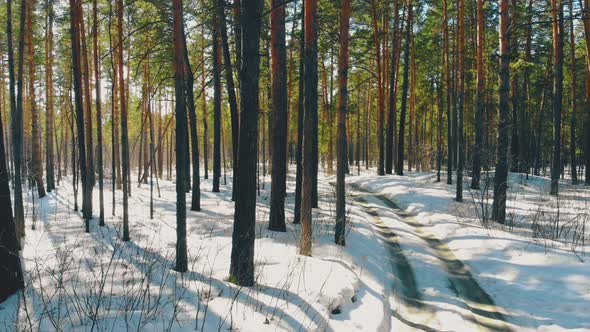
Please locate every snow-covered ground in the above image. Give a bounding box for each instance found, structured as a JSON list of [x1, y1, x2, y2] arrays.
[[0, 170, 393, 331], [351, 170, 590, 331], [1, 166, 589, 331]]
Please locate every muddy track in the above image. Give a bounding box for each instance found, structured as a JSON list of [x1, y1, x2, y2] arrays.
[[350, 183, 512, 332]]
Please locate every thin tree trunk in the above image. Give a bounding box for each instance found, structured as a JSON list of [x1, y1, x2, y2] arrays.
[[396, 0, 412, 176], [8, 0, 25, 238], [550, 0, 564, 195], [93, 0, 104, 225], [172, 0, 188, 272], [117, 0, 130, 240], [268, 0, 288, 232], [27, 0, 46, 199], [217, 0, 240, 200], [212, 17, 222, 193], [471, 0, 485, 189], [300, 0, 318, 256], [45, 0, 56, 192], [294, 0, 304, 224], [371, 0, 385, 176], [492, 0, 510, 223], [569, 0, 577, 184], [181, 27, 200, 211], [70, 0, 90, 230], [456, 0, 465, 201], [335, 0, 351, 246]]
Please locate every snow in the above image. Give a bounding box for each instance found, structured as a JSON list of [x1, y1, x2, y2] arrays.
[[351, 170, 590, 331], [0, 170, 393, 331], [1, 166, 589, 331]]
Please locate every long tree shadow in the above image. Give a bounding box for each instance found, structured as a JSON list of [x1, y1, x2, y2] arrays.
[[86, 221, 330, 331]]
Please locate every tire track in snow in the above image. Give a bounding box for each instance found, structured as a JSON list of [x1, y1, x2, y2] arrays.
[[350, 183, 512, 332]]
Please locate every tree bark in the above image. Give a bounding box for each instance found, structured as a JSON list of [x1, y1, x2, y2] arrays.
[[45, 0, 56, 193], [229, 0, 263, 286], [492, 0, 510, 224], [172, 0, 188, 272], [0, 77, 23, 301], [335, 0, 351, 246], [27, 0, 46, 199], [8, 0, 25, 238], [396, 0, 412, 176], [569, 0, 577, 184], [456, 0, 465, 201], [93, 0, 105, 226], [70, 0, 90, 230], [300, 0, 318, 256], [117, 0, 130, 240], [268, 0, 288, 232], [212, 16, 222, 193], [217, 0, 240, 200], [550, 0, 564, 195], [471, 0, 485, 189]]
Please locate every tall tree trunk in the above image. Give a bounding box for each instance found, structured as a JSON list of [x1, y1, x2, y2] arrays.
[[172, 0, 188, 272], [8, 0, 25, 238], [569, 0, 577, 184], [117, 0, 130, 240], [396, 0, 412, 176], [70, 0, 90, 230], [335, 0, 351, 246], [27, 0, 46, 199], [300, 0, 318, 256], [456, 0, 465, 201], [550, 0, 564, 195], [268, 0, 288, 232], [45, 0, 56, 192], [181, 27, 200, 211], [471, 0, 485, 189], [229, 0, 263, 286], [217, 0, 240, 200], [93, 0, 104, 226], [0, 77, 23, 301], [201, 27, 209, 180], [212, 17, 222, 193], [294, 0, 305, 224], [443, 0, 452, 184], [386, 0, 400, 175], [582, 0, 590, 185], [371, 0, 385, 176], [492, 0, 510, 224], [80, 5, 95, 190]]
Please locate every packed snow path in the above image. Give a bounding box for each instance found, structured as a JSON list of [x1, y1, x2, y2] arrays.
[[349, 183, 512, 332]]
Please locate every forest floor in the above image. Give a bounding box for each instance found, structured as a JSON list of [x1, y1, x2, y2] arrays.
[[350, 170, 590, 331], [0, 166, 589, 331]]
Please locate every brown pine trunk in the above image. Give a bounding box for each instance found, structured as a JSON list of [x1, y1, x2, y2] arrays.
[[471, 0, 485, 189], [80, 6, 95, 190], [335, 0, 351, 246], [27, 0, 46, 199], [456, 0, 465, 201], [70, 0, 90, 228], [569, 0, 577, 184], [443, 0, 452, 184], [93, 0, 104, 225], [45, 0, 56, 192], [300, 0, 318, 256], [370, 0, 385, 176], [172, 0, 187, 272], [492, 0, 510, 224], [117, 0, 130, 240], [268, 0, 288, 232], [550, 0, 564, 195]]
